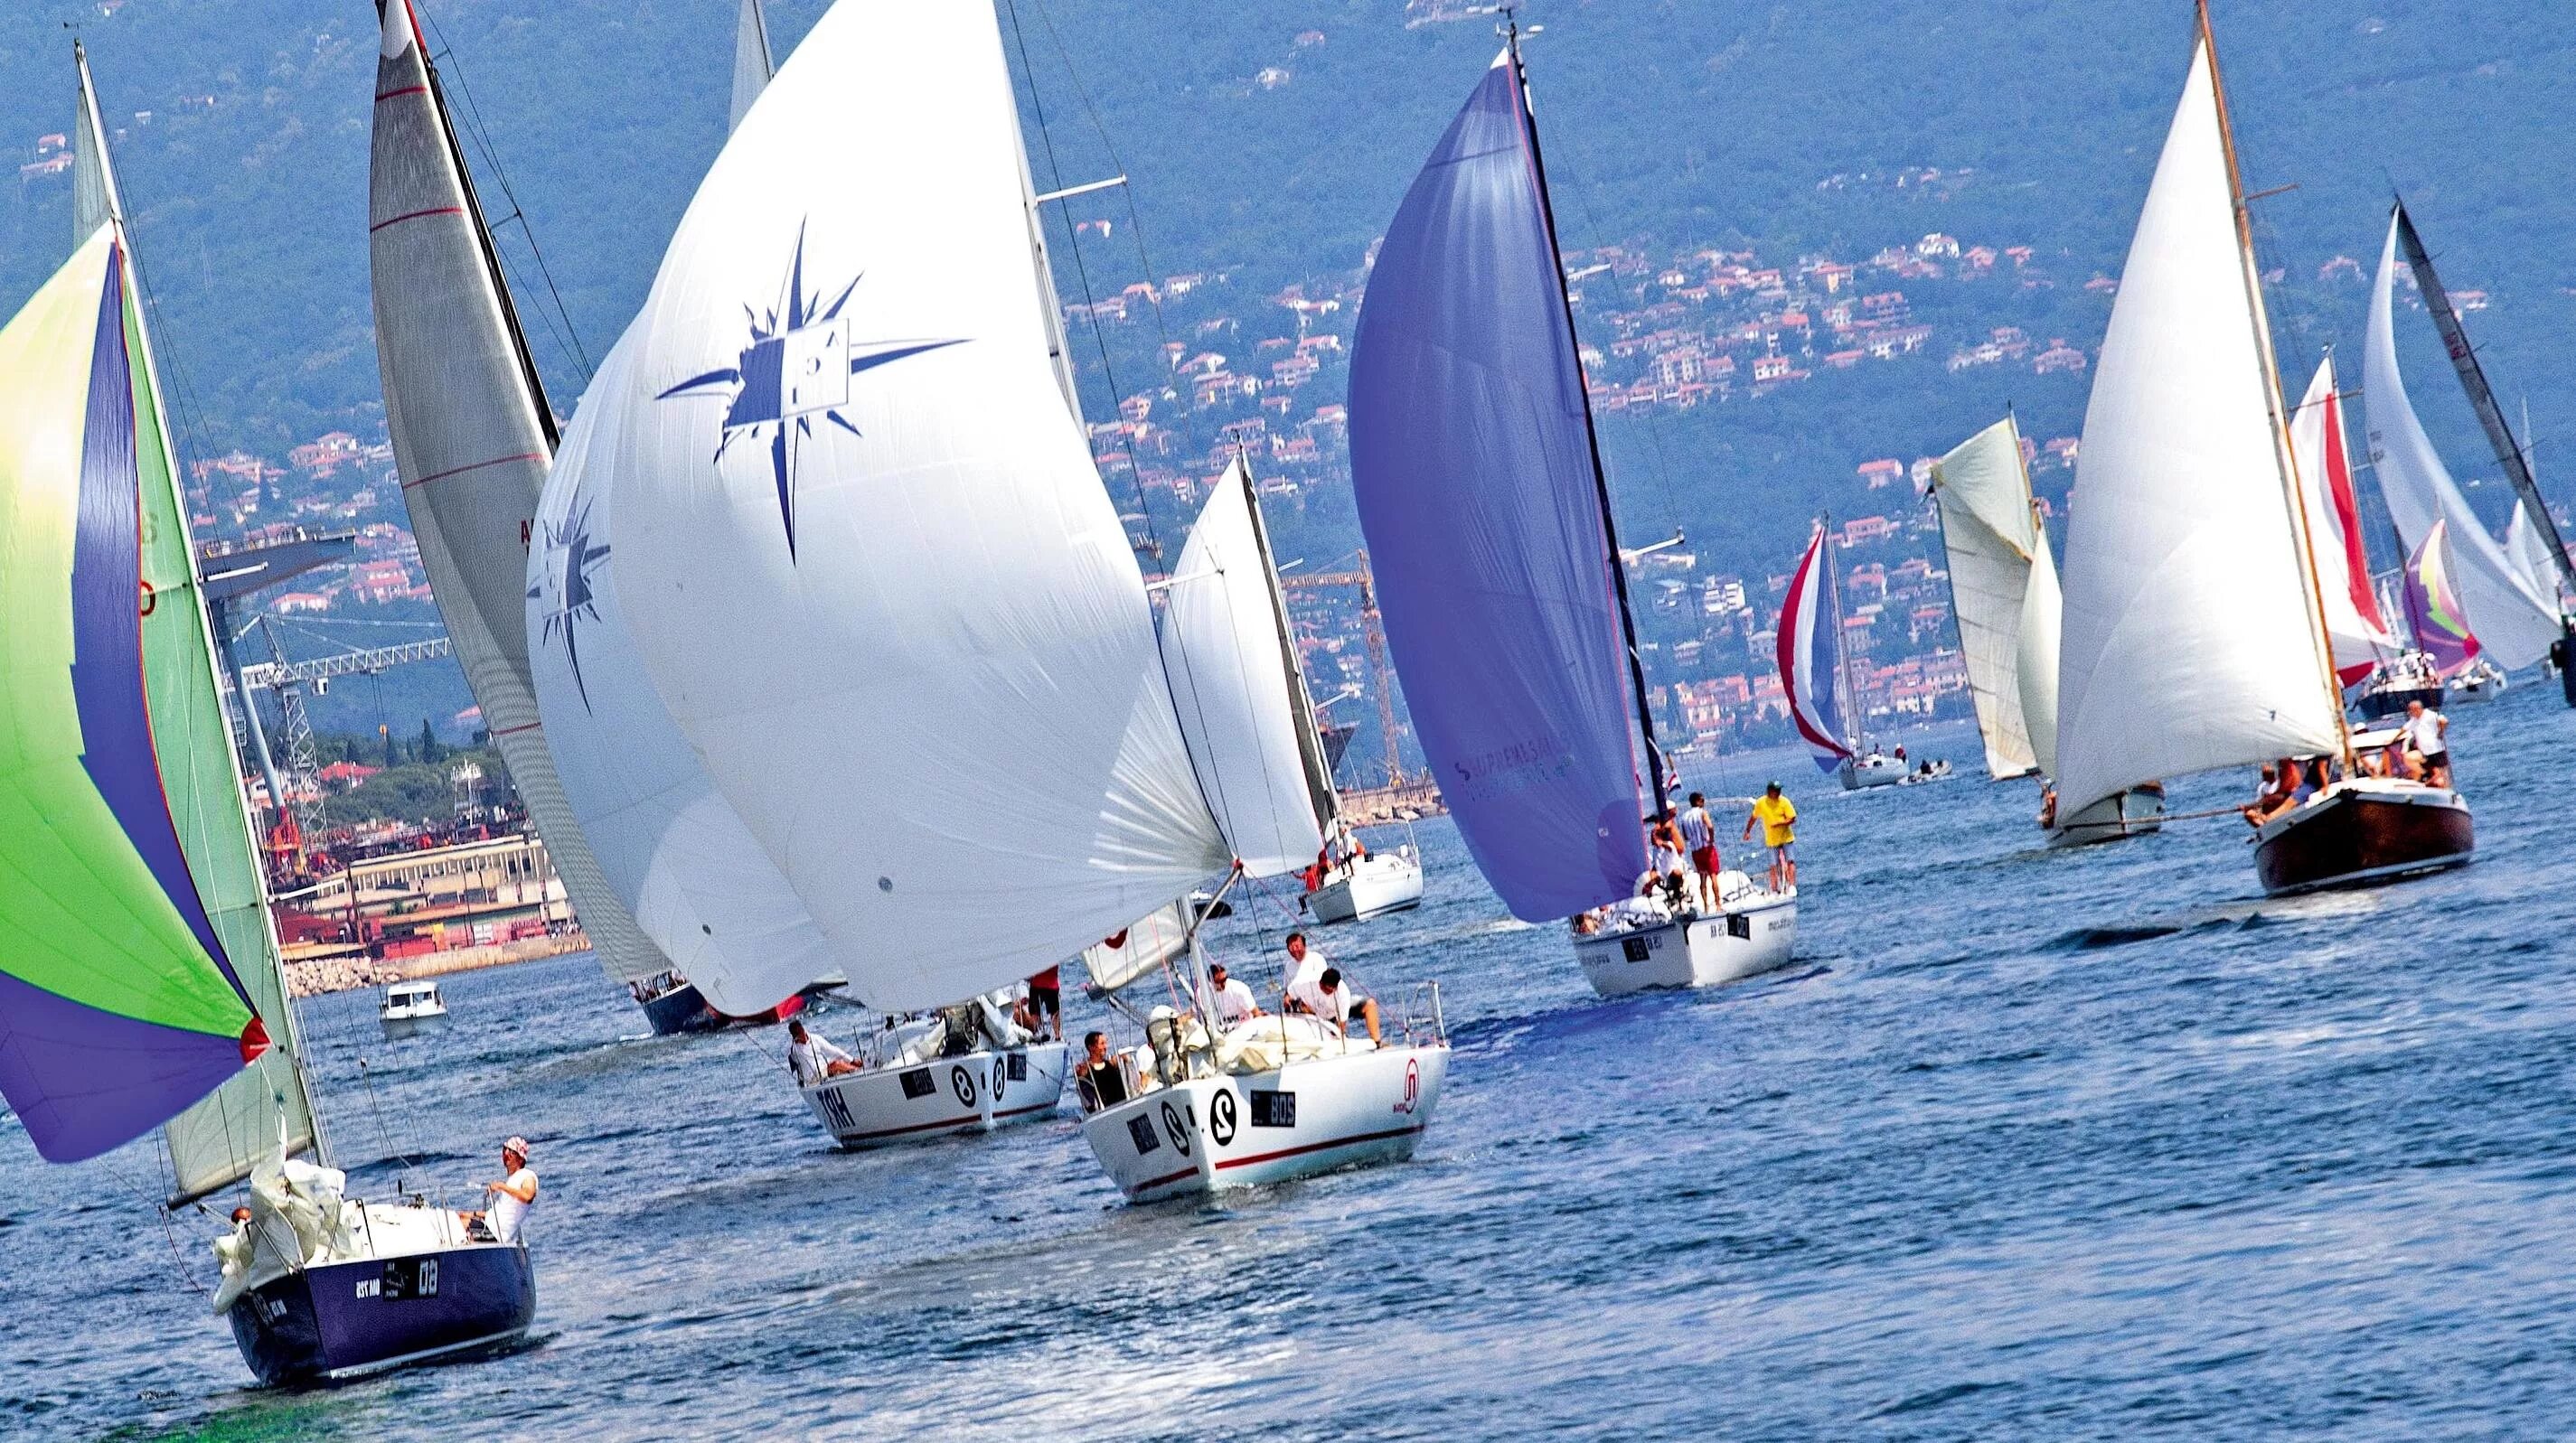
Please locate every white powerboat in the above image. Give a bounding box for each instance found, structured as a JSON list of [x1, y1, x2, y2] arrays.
[[1572, 871, 1798, 996], [1307, 845, 1426, 924], [379, 980, 450, 1041]]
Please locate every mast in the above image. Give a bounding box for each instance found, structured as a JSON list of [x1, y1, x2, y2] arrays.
[[1505, 19, 1668, 809], [2198, 0, 2352, 766]]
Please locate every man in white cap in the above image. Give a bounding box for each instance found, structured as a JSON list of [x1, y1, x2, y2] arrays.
[[473, 1137, 539, 1245]]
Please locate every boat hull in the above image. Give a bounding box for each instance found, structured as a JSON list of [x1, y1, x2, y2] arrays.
[[1838, 756, 1906, 791], [2047, 783, 2167, 848], [800, 1041, 1069, 1148], [1082, 1045, 1446, 1204], [1572, 891, 1799, 997], [636, 980, 810, 1035], [2355, 683, 2444, 719], [1307, 850, 1425, 924], [2253, 782, 2473, 895], [378, 1010, 448, 1042], [227, 1242, 533, 1386]]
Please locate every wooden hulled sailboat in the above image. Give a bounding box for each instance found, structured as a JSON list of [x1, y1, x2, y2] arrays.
[[0, 45, 531, 1386], [2054, 4, 2469, 894], [1348, 29, 1796, 997]]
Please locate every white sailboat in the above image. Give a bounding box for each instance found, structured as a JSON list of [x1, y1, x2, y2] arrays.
[[541, 0, 1443, 1196], [367, 0, 683, 1015], [2054, 5, 2470, 893], [1928, 417, 2046, 782]]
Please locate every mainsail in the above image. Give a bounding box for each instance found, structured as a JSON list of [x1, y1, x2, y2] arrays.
[[2017, 527, 2064, 781], [2053, 30, 2340, 821], [2402, 521, 2483, 679], [596, 0, 1227, 1010], [1776, 524, 1853, 774], [370, 0, 673, 986], [1161, 457, 1336, 878], [1346, 51, 1650, 921], [1929, 417, 2042, 780], [2362, 211, 2558, 667], [731, 0, 775, 133], [2286, 356, 2395, 683]]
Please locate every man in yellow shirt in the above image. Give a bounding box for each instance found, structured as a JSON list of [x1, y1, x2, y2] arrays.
[[1742, 782, 1799, 892]]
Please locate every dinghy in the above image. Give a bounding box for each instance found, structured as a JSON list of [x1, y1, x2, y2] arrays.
[[0, 46, 531, 1386], [2054, 4, 2469, 893], [1347, 27, 1795, 996]]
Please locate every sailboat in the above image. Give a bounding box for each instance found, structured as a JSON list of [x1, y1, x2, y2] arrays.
[[2364, 201, 2572, 703], [533, 0, 1445, 1196], [0, 45, 531, 1386], [2400, 521, 2497, 698], [1795, 518, 1906, 790], [2054, 4, 2470, 895], [1927, 417, 2047, 783], [1348, 30, 1796, 998]]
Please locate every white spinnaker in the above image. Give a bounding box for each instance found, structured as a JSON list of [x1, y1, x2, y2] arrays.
[[1931, 417, 2040, 781], [370, 1, 673, 985], [606, 0, 1228, 1011], [2054, 38, 2338, 820], [530, 333, 836, 1017], [2017, 526, 2063, 781], [2287, 356, 2396, 676], [730, 0, 774, 134], [2363, 215, 2559, 667], [1162, 458, 1331, 877]]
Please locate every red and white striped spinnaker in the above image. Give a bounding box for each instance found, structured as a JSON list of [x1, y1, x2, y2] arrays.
[[1775, 524, 1852, 774]]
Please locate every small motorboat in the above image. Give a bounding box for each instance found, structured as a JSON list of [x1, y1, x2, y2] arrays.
[[1896, 758, 1954, 786], [1569, 870, 1798, 997], [379, 980, 449, 1041], [798, 999, 1069, 1149], [2252, 775, 2473, 895], [1306, 845, 1426, 924]]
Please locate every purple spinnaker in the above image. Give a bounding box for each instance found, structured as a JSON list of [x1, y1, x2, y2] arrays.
[[0, 967, 248, 1163], [1348, 59, 1646, 920]]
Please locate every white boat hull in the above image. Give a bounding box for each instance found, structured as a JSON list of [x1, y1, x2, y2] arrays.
[[1573, 891, 1799, 997], [800, 1041, 1069, 1149], [379, 1010, 448, 1042], [2047, 784, 2167, 848], [1307, 849, 1426, 924], [1838, 754, 1906, 791], [1082, 1045, 1446, 1204]]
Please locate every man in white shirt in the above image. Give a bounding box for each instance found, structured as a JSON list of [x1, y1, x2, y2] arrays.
[[2402, 699, 2451, 788], [1283, 932, 1327, 1004], [475, 1137, 538, 1245], [785, 1018, 860, 1087], [1208, 961, 1261, 1028], [1677, 791, 1721, 911], [1297, 967, 1382, 1044]]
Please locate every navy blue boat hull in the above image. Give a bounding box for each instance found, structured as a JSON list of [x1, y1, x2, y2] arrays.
[[227, 1242, 534, 1385], [639, 980, 722, 1035]]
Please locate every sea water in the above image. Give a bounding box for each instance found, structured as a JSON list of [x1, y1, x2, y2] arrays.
[[6, 689, 2573, 1438]]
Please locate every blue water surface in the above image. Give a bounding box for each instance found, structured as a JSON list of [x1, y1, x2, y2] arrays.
[[5, 690, 2572, 1439]]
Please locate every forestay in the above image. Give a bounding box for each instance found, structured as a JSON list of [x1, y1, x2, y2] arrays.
[[731, 0, 774, 134], [600, 0, 1227, 1010], [1347, 53, 1646, 921], [1161, 457, 1333, 879], [529, 333, 836, 1017], [2363, 214, 2558, 668], [2285, 357, 2394, 683], [370, 0, 675, 986], [2054, 37, 2338, 820], [1776, 524, 1852, 774], [1931, 417, 2041, 780]]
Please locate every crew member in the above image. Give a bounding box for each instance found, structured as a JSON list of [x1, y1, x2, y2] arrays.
[[1647, 810, 1689, 906], [2403, 699, 2452, 788], [1209, 961, 1261, 1028], [1283, 932, 1325, 1001], [1075, 1030, 1129, 1111], [1299, 966, 1383, 1045], [468, 1137, 538, 1245], [1026, 965, 1062, 1040], [1744, 782, 1800, 892], [786, 1018, 861, 1085], [1678, 791, 1722, 911]]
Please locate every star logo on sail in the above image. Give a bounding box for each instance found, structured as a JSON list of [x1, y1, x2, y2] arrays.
[[655, 222, 964, 555], [531, 494, 610, 711]]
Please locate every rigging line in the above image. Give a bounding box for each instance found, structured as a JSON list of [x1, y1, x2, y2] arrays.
[[416, 18, 593, 381], [351, 1054, 420, 1180]]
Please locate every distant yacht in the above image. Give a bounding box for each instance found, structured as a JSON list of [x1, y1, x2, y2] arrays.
[[2051, 3, 2469, 895], [1347, 25, 1795, 997]]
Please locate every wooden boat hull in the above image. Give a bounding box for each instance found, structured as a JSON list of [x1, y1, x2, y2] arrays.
[[2252, 782, 2473, 895], [228, 1242, 533, 1385]]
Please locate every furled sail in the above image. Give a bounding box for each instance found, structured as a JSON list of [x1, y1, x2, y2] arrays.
[[2402, 521, 2483, 679], [1347, 52, 1647, 921], [1776, 523, 1853, 774], [2017, 527, 2063, 780], [1161, 457, 1334, 879], [731, 0, 774, 134], [596, 0, 1227, 1010], [528, 333, 835, 1017], [1930, 417, 2041, 780], [2286, 356, 2395, 683], [370, 0, 673, 985], [2362, 212, 2558, 667], [0, 230, 274, 1164], [2054, 35, 2339, 821]]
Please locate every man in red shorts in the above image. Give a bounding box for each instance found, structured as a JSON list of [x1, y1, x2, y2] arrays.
[[1678, 791, 1722, 912]]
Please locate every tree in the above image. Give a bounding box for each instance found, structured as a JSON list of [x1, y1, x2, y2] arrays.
[[418, 718, 443, 765]]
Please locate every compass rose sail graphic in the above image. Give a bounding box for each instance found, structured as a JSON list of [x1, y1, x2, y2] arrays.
[[531, 494, 611, 709], [656, 223, 961, 554]]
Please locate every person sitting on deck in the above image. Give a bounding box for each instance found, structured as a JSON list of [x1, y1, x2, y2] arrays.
[[2243, 761, 2300, 828], [1646, 810, 1690, 908], [1293, 966, 1383, 1045], [1075, 1030, 1129, 1111], [786, 1018, 861, 1086], [465, 1137, 537, 1245], [1208, 961, 1262, 1028]]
